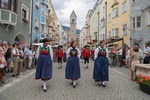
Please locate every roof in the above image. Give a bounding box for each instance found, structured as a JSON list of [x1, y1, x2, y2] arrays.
[[62, 25, 81, 34], [70, 10, 77, 17]]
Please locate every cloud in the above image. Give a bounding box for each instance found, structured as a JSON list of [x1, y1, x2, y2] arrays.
[[51, 0, 96, 29]]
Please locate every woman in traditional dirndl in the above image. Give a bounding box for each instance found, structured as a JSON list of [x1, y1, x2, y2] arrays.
[[65, 41, 81, 88], [35, 38, 53, 92], [93, 40, 109, 87]]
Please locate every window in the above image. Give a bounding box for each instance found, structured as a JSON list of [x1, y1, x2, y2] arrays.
[[40, 15, 46, 24], [132, 16, 142, 29], [34, 18, 38, 30], [41, 5, 46, 15], [22, 4, 29, 23], [100, 34, 105, 40], [108, 14, 111, 22], [112, 8, 118, 18], [95, 35, 97, 40], [108, 31, 111, 38], [101, 20, 105, 28], [122, 24, 127, 36], [147, 10, 150, 25], [0, 0, 17, 12], [137, 16, 141, 28], [122, 0, 127, 13], [41, 24, 45, 33], [112, 28, 119, 37], [133, 17, 136, 29]]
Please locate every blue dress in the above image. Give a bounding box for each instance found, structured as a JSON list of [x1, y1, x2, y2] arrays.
[[93, 48, 109, 82], [65, 48, 81, 80], [35, 46, 52, 80]]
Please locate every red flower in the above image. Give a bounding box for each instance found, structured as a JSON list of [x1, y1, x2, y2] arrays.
[[138, 74, 142, 78], [139, 79, 143, 83]]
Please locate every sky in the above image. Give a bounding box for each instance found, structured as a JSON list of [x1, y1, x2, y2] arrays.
[[51, 0, 97, 30]]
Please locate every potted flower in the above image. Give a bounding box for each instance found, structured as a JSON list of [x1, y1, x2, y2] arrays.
[[137, 74, 150, 95]]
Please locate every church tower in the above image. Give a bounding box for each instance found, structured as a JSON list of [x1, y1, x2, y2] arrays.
[[70, 10, 77, 41]]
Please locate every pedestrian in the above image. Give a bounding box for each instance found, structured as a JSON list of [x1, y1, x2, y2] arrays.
[[82, 45, 91, 69], [28, 46, 34, 69], [118, 47, 123, 67], [143, 43, 150, 64], [65, 41, 81, 88], [0, 47, 7, 84], [12, 44, 20, 77], [125, 47, 130, 68], [24, 45, 30, 69], [56, 45, 64, 69], [130, 45, 140, 81], [18, 46, 24, 74], [5, 44, 12, 72], [35, 38, 53, 92], [93, 40, 109, 87]]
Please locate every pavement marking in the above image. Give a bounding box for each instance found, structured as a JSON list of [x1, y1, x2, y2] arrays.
[[110, 68, 130, 78], [0, 70, 35, 92]]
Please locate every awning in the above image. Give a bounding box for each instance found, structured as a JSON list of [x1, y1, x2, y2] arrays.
[[106, 37, 123, 44]]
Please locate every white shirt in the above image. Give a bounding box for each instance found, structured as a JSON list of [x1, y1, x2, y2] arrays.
[[126, 50, 130, 58], [94, 46, 109, 60], [66, 47, 81, 58], [29, 50, 33, 59], [12, 48, 19, 58], [144, 47, 150, 57], [118, 49, 122, 56], [0, 56, 5, 68], [36, 45, 53, 60]]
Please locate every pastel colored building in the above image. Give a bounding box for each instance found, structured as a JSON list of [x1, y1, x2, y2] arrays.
[[0, 0, 32, 44], [130, 0, 150, 49], [106, 0, 130, 49]]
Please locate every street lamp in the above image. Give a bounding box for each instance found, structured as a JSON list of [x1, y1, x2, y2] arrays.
[[97, 12, 100, 45]]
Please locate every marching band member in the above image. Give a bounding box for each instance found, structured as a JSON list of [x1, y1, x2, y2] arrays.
[[82, 45, 91, 69], [56, 45, 64, 69]]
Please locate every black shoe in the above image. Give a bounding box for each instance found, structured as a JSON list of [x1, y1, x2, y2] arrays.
[[73, 84, 76, 88], [98, 82, 102, 86], [102, 82, 106, 87], [43, 88, 47, 92], [12, 75, 16, 77], [71, 82, 73, 85]]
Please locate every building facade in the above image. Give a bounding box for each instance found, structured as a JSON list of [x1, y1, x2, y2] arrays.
[[0, 0, 32, 44], [89, 0, 102, 46], [79, 27, 86, 48], [130, 0, 150, 49], [107, 0, 130, 50]]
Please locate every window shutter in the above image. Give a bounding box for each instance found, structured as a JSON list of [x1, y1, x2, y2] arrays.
[[14, 0, 17, 13]]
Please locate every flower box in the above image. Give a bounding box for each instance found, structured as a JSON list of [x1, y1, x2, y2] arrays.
[[139, 83, 150, 95], [137, 74, 150, 95], [92, 39, 97, 42], [22, 19, 29, 23]]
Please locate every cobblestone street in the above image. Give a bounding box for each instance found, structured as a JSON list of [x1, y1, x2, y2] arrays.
[[0, 60, 149, 100]]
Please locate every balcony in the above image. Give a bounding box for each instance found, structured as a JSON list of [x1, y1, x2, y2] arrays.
[[0, 9, 17, 27]]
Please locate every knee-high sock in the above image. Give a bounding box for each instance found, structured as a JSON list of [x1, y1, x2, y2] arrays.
[[43, 81, 47, 89], [73, 80, 76, 85]]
